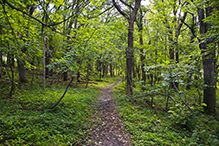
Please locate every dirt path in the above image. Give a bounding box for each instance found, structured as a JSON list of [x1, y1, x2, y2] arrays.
[[86, 81, 131, 146]]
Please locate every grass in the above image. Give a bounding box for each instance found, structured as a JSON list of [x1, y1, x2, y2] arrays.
[[0, 84, 99, 145], [0, 72, 122, 145], [3, 67, 218, 145], [114, 81, 219, 146]]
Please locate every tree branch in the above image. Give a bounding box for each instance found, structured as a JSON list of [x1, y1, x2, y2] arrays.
[[112, 0, 129, 20], [180, 19, 200, 42], [4, 0, 78, 27], [4, 0, 47, 26], [87, 5, 114, 19], [131, 0, 141, 22], [119, 0, 134, 10], [176, 12, 187, 37]]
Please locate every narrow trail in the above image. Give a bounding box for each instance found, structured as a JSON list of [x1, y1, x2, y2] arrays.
[[86, 81, 131, 146]]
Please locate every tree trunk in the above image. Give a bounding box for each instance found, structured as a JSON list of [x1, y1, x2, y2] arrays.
[[45, 51, 50, 78], [85, 59, 91, 88], [112, 0, 141, 95], [76, 71, 80, 82], [110, 63, 113, 77], [198, 7, 216, 112], [137, 9, 145, 85], [168, 30, 174, 89], [136, 66, 141, 80], [98, 58, 102, 79], [140, 50, 146, 86], [11, 54, 15, 67], [102, 64, 105, 77], [42, 25, 47, 90], [30, 57, 35, 86], [17, 59, 27, 83], [187, 14, 195, 90], [0, 51, 3, 78], [126, 21, 134, 95], [63, 72, 68, 81], [150, 74, 153, 86], [8, 52, 14, 97]]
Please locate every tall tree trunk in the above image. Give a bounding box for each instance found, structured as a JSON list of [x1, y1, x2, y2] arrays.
[[187, 14, 195, 90], [139, 27, 146, 85], [0, 51, 3, 78], [102, 64, 105, 77], [45, 51, 50, 78], [7, 52, 14, 97], [17, 60, 27, 83], [11, 54, 15, 67], [198, 7, 216, 112], [42, 25, 47, 90], [63, 72, 67, 81], [110, 63, 113, 77], [49, 38, 54, 76], [105, 65, 108, 75], [85, 59, 91, 88], [136, 65, 140, 80], [126, 21, 134, 95], [97, 58, 102, 79], [168, 30, 174, 89], [168, 1, 177, 89], [16, 4, 35, 85], [113, 0, 141, 95]]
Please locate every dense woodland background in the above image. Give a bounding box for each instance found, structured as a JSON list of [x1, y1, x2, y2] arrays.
[[0, 0, 219, 145]]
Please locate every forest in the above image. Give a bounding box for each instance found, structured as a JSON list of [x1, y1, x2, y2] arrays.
[[0, 0, 219, 145]]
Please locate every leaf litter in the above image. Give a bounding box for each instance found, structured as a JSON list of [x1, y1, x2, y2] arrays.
[[85, 81, 131, 146]]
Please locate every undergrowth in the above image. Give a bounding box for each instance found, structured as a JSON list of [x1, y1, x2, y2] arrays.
[[114, 81, 219, 146], [0, 84, 99, 145], [0, 75, 121, 145]]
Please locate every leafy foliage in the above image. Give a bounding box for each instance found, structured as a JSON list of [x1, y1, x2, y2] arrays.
[[114, 81, 219, 145]]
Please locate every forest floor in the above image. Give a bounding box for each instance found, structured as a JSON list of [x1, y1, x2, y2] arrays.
[[86, 80, 131, 146]]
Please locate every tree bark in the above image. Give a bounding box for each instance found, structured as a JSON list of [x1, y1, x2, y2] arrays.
[[105, 65, 108, 75], [110, 63, 113, 77], [85, 59, 91, 88], [126, 21, 134, 95], [113, 0, 141, 95], [187, 14, 195, 90], [0, 51, 3, 78], [198, 7, 216, 112], [8, 52, 14, 97], [102, 64, 105, 77], [17, 59, 27, 82], [168, 29, 174, 89], [42, 25, 47, 90]]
